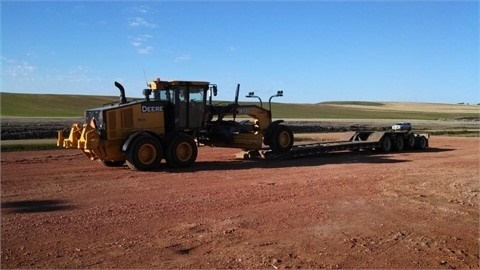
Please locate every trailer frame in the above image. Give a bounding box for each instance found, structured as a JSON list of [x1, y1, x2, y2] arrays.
[[239, 130, 429, 160]]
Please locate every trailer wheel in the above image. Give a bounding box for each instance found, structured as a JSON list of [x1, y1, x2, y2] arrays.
[[393, 136, 405, 151], [126, 135, 162, 171], [415, 136, 428, 150], [165, 134, 198, 168], [269, 125, 294, 154], [406, 133, 416, 149], [379, 135, 392, 152]]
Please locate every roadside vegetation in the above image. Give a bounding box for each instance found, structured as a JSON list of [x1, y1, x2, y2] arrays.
[[1, 144, 59, 152]]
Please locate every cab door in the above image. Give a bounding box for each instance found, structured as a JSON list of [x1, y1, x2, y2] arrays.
[[174, 86, 188, 129], [188, 87, 205, 129], [173, 84, 206, 130]]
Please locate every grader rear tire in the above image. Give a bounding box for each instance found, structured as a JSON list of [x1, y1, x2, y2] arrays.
[[165, 134, 198, 168], [269, 125, 294, 154]]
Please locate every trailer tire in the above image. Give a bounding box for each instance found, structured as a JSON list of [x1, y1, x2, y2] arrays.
[[393, 136, 405, 151], [415, 136, 428, 150], [406, 133, 416, 149], [269, 125, 294, 154], [126, 135, 162, 171], [379, 135, 392, 152], [165, 134, 198, 168]]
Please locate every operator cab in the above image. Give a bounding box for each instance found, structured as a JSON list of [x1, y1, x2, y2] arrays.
[[146, 80, 212, 131]]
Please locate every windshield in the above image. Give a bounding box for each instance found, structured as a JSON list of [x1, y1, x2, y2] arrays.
[[189, 87, 204, 102]]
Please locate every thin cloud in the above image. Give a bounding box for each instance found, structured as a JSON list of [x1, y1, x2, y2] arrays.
[[134, 5, 151, 14], [131, 41, 142, 47], [175, 54, 191, 62], [138, 46, 154, 55], [128, 17, 157, 28], [54, 66, 100, 83], [129, 34, 154, 54], [4, 59, 37, 77], [127, 6, 156, 54]]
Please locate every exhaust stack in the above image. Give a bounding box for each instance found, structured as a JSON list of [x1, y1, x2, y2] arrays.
[[114, 81, 128, 104]]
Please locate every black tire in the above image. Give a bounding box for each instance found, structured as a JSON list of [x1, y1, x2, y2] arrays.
[[165, 134, 198, 168], [126, 135, 162, 171], [406, 133, 416, 149], [268, 125, 294, 154], [379, 135, 392, 152], [415, 136, 428, 150], [393, 136, 405, 151], [100, 160, 126, 167]]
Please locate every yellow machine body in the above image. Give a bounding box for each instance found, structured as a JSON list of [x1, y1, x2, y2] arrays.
[[57, 79, 293, 170], [58, 102, 166, 162]]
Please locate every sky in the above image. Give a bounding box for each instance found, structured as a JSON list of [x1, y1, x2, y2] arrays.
[[1, 0, 479, 104]]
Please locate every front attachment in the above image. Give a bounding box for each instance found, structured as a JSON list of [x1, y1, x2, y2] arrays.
[[57, 123, 105, 161]]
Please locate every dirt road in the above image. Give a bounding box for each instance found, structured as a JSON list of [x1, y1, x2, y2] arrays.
[[1, 136, 479, 269]]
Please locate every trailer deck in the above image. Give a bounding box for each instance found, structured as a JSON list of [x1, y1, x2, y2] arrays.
[[238, 130, 429, 160]]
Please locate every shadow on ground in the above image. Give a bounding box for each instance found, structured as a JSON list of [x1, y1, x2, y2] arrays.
[[1, 200, 75, 214], [152, 147, 454, 173]]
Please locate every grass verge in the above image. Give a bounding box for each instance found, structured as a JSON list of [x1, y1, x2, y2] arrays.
[[1, 144, 61, 152]]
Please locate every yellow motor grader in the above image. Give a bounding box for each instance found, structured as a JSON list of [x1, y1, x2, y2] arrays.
[[58, 79, 294, 171]]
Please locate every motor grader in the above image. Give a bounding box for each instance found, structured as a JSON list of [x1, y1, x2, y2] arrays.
[[57, 79, 294, 171]]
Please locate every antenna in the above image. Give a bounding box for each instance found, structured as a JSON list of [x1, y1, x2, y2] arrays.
[[143, 69, 149, 87], [233, 84, 240, 121]]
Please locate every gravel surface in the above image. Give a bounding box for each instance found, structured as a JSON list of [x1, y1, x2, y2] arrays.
[[1, 136, 479, 269]]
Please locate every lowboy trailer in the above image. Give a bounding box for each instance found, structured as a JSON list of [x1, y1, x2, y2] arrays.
[[241, 130, 429, 160]]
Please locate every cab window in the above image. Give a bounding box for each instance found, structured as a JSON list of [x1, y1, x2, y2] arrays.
[[189, 87, 204, 102]]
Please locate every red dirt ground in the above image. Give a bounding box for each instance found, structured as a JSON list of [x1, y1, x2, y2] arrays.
[[1, 136, 479, 269]]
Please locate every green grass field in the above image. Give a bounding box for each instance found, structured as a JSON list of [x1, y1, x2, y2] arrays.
[[1, 92, 479, 120]]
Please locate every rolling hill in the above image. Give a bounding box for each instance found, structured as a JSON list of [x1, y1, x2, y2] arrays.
[[1, 92, 479, 120]]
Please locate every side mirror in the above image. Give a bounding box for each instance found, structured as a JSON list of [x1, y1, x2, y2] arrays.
[[143, 88, 152, 101], [213, 85, 218, 96]]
